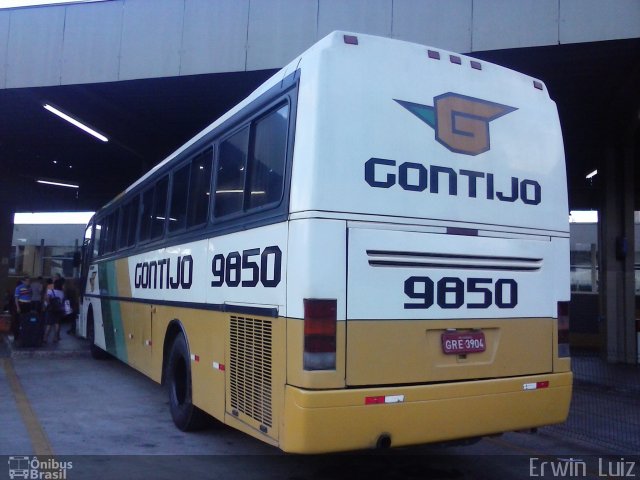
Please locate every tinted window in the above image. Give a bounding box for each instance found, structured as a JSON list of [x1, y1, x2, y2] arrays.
[[247, 105, 288, 209], [93, 219, 102, 257], [169, 164, 189, 232], [119, 198, 139, 248], [139, 187, 154, 242], [187, 150, 212, 228], [214, 127, 249, 217], [100, 212, 117, 255], [151, 176, 168, 240], [139, 176, 168, 243], [108, 212, 118, 253]]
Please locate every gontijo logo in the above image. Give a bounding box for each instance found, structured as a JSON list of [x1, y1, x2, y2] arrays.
[[363, 93, 541, 206], [395, 93, 516, 156]]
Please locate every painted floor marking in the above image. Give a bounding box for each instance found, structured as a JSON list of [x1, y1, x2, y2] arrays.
[[2, 358, 54, 455]]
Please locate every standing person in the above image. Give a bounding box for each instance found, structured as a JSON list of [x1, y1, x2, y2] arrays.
[[9, 279, 21, 339], [43, 278, 65, 343], [31, 276, 44, 313], [44, 278, 54, 298], [64, 279, 79, 335], [14, 276, 32, 315], [54, 273, 66, 288]]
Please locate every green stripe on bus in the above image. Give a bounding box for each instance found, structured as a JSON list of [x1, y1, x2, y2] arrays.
[[99, 262, 128, 362]]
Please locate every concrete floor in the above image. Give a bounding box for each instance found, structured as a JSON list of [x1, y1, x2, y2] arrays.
[[0, 331, 631, 480]]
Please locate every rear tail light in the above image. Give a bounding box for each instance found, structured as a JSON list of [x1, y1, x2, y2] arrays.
[[303, 299, 337, 370], [557, 301, 570, 358]]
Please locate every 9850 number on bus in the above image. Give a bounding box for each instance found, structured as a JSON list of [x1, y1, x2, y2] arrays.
[[403, 276, 518, 309]]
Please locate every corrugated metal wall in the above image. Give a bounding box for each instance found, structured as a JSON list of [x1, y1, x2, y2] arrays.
[[0, 0, 639, 88]]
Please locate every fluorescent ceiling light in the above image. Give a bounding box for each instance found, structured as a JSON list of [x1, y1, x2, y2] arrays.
[[0, 1, 106, 9], [569, 210, 598, 223], [585, 170, 598, 179], [44, 104, 108, 142], [14, 212, 94, 225], [37, 179, 79, 189], [215, 190, 265, 194]]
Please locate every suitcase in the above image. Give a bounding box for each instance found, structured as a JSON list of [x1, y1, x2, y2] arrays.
[[0, 313, 11, 333], [18, 311, 44, 348]]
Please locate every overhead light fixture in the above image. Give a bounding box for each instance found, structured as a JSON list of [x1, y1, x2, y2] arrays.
[[585, 170, 598, 179], [36, 179, 79, 189], [43, 103, 108, 143], [14, 211, 94, 225]]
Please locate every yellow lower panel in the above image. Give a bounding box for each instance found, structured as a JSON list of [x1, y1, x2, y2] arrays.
[[346, 318, 554, 385], [280, 372, 572, 453]]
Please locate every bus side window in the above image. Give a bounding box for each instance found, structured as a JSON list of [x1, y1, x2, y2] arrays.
[[118, 198, 139, 248], [214, 127, 249, 218], [247, 104, 289, 210], [126, 197, 140, 247], [151, 176, 169, 240], [99, 213, 114, 255], [109, 211, 119, 253], [169, 164, 190, 232], [187, 149, 212, 228], [93, 219, 102, 257], [139, 187, 154, 243], [139, 177, 168, 243]]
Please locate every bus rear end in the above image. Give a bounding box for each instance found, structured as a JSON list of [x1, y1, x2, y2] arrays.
[[282, 32, 571, 453]]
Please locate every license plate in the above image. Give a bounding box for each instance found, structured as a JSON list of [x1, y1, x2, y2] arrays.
[[441, 331, 486, 355]]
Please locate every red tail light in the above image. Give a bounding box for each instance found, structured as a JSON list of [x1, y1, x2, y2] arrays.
[[557, 301, 570, 358], [303, 299, 337, 370]]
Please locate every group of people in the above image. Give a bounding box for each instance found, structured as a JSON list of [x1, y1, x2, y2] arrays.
[[10, 274, 78, 344]]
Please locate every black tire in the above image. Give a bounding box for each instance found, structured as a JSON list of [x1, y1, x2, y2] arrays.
[[167, 333, 210, 431], [87, 309, 109, 360]]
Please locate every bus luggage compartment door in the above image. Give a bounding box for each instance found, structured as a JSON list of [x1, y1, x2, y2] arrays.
[[345, 226, 567, 386]]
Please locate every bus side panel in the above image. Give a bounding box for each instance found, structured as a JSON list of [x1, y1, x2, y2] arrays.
[[204, 223, 288, 442], [113, 257, 155, 376], [151, 306, 227, 422]]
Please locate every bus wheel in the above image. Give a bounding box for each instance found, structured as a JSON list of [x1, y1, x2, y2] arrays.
[[87, 309, 109, 360], [167, 333, 209, 431]]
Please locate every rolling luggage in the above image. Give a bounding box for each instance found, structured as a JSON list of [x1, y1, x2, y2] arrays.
[[18, 311, 44, 348], [0, 313, 11, 333]]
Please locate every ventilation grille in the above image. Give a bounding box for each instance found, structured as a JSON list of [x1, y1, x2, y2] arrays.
[[229, 315, 273, 428], [367, 250, 542, 272]]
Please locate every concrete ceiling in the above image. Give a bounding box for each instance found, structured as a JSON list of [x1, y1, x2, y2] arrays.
[[0, 69, 276, 211], [0, 38, 639, 214]]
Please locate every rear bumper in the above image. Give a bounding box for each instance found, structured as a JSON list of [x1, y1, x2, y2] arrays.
[[280, 372, 572, 453]]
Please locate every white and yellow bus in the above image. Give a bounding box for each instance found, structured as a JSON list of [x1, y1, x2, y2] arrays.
[[78, 32, 572, 453]]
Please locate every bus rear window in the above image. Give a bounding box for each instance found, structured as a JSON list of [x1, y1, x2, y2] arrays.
[[247, 105, 288, 209]]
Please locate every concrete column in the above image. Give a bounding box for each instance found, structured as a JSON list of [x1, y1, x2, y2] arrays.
[[599, 145, 637, 364], [0, 205, 15, 304]]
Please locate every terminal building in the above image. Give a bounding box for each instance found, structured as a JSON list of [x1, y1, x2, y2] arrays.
[[0, 0, 638, 366]]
